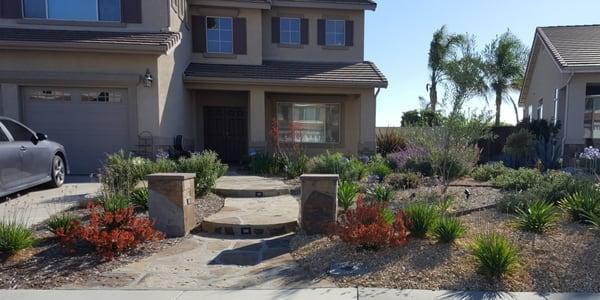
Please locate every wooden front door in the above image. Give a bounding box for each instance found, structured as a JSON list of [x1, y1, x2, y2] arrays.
[[204, 106, 248, 163]]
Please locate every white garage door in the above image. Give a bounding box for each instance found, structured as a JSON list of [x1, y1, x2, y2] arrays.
[[23, 87, 129, 175]]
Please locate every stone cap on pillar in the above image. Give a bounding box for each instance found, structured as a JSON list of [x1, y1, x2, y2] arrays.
[[146, 173, 196, 181], [300, 174, 339, 181]]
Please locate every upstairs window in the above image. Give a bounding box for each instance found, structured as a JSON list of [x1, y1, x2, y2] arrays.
[[280, 17, 300, 45], [325, 19, 345, 46], [206, 17, 233, 54], [23, 0, 121, 22]]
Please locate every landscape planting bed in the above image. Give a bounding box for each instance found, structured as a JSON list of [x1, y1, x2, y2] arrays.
[[291, 208, 600, 292]]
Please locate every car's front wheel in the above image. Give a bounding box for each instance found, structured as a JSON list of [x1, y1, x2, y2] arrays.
[[49, 155, 65, 188]]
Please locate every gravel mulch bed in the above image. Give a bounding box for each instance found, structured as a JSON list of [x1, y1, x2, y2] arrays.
[[0, 193, 224, 289], [390, 185, 504, 215], [291, 209, 600, 293]]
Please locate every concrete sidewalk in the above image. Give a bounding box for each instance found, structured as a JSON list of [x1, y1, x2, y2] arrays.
[[1, 288, 599, 300]]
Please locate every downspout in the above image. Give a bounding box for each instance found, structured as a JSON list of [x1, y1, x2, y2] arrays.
[[375, 88, 381, 98], [561, 72, 575, 157]]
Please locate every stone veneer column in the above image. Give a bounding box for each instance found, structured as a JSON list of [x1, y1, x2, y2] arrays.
[[147, 173, 197, 237], [299, 174, 339, 235], [249, 88, 267, 153]]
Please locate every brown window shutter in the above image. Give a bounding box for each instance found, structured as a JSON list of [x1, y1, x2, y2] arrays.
[[300, 18, 309, 45], [121, 0, 142, 23], [0, 0, 22, 19], [317, 19, 325, 46], [345, 20, 354, 46], [191, 15, 206, 53], [233, 18, 247, 55], [271, 17, 280, 44]]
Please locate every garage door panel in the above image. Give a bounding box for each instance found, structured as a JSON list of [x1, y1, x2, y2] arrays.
[[23, 87, 129, 175]]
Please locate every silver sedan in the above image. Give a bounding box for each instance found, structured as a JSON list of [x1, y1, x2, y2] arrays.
[[0, 117, 69, 198]]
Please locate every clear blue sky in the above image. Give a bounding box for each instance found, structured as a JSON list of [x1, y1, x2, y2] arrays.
[[365, 0, 600, 126]]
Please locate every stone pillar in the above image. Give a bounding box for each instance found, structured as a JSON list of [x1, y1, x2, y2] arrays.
[[249, 88, 267, 153], [1, 84, 20, 120], [147, 173, 197, 237], [359, 90, 377, 155], [299, 174, 339, 235]]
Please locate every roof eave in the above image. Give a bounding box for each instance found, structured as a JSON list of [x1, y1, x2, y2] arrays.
[[183, 75, 387, 88], [271, 0, 377, 11], [188, 0, 271, 9], [0, 40, 175, 55]]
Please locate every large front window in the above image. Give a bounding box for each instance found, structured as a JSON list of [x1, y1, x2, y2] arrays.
[[23, 0, 121, 22], [276, 103, 340, 144], [207, 17, 233, 54]]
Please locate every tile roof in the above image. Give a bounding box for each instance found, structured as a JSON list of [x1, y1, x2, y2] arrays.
[[538, 25, 600, 69], [0, 27, 181, 53], [185, 60, 388, 88]]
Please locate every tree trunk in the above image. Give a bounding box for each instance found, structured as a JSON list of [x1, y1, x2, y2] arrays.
[[509, 96, 520, 124], [429, 78, 438, 111], [495, 89, 502, 126]]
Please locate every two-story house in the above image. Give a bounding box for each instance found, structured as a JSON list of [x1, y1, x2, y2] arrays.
[[0, 0, 387, 174]]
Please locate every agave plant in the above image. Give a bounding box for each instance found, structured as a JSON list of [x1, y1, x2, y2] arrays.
[[516, 200, 560, 234], [338, 181, 359, 211]]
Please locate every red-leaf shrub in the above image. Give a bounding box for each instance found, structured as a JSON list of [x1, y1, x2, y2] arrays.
[[332, 196, 409, 250], [56, 203, 164, 260]]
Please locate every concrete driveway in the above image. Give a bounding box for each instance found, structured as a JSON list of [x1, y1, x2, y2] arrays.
[[0, 176, 101, 226]]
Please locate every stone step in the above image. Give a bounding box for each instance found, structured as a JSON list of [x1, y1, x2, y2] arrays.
[[201, 195, 299, 237], [214, 176, 295, 198]]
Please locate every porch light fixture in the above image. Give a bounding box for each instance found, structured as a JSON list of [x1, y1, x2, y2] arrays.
[[143, 69, 154, 88]]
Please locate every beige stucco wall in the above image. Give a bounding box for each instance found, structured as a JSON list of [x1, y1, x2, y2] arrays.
[[0, 49, 163, 149], [522, 43, 600, 147], [190, 6, 263, 65], [262, 7, 365, 63], [186, 82, 377, 155], [0, 0, 170, 32], [523, 45, 569, 121]]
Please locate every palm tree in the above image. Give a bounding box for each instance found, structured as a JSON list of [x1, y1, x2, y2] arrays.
[[443, 35, 488, 113], [427, 26, 465, 111], [507, 74, 524, 124], [484, 31, 528, 126]]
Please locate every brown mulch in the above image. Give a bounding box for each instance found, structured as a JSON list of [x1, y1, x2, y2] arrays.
[[291, 209, 600, 293], [0, 193, 224, 289]]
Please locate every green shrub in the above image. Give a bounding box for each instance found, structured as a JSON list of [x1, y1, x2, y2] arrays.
[[146, 157, 178, 174], [101, 151, 149, 195], [47, 213, 79, 235], [435, 195, 457, 215], [376, 128, 407, 156], [492, 168, 542, 190], [560, 190, 600, 222], [0, 221, 36, 255], [405, 157, 434, 177], [286, 154, 309, 179], [584, 211, 600, 230], [471, 162, 510, 182], [432, 217, 465, 243], [497, 192, 535, 214], [384, 172, 422, 190], [404, 202, 439, 238], [99, 193, 131, 213], [338, 181, 359, 211], [470, 233, 519, 277], [516, 200, 560, 234], [130, 187, 149, 210], [366, 184, 394, 203], [367, 155, 392, 179], [178, 151, 228, 196], [433, 154, 470, 182], [249, 153, 278, 175], [504, 129, 536, 158], [529, 171, 576, 204], [309, 152, 367, 181]]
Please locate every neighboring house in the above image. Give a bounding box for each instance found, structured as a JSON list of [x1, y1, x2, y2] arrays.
[[0, 0, 387, 174], [520, 24, 600, 158]]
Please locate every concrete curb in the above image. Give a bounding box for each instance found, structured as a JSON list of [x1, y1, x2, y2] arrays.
[[1, 288, 599, 300]]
